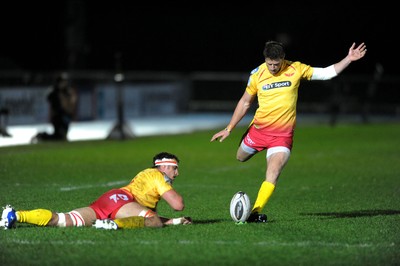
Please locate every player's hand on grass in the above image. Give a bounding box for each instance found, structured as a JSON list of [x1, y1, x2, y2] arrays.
[[166, 216, 193, 225], [181, 217, 192, 225]]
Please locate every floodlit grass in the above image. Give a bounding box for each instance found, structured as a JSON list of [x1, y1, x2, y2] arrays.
[[0, 123, 399, 265]]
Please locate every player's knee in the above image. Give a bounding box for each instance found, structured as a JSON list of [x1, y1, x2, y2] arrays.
[[139, 210, 164, 228], [236, 152, 246, 162], [236, 156, 245, 162], [236, 147, 254, 162], [237, 154, 251, 162]]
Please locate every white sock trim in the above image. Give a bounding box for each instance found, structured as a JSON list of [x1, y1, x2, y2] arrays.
[[68, 211, 85, 227], [57, 213, 66, 227]]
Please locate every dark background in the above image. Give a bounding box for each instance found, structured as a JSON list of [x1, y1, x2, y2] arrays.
[[0, 2, 395, 75]]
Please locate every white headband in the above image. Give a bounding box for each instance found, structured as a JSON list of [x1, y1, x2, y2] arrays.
[[154, 158, 178, 167]]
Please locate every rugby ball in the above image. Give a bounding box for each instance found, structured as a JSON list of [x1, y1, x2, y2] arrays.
[[229, 191, 251, 222]]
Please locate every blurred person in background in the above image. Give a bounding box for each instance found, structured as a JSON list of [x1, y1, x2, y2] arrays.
[[32, 73, 77, 143], [211, 41, 367, 223], [1, 152, 192, 230], [0, 107, 11, 137]]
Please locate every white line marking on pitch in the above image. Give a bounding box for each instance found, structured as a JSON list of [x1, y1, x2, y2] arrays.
[[59, 180, 127, 191]]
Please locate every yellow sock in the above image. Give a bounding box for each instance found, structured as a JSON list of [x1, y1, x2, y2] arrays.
[[113, 216, 145, 229], [17, 209, 53, 226], [251, 181, 275, 213]]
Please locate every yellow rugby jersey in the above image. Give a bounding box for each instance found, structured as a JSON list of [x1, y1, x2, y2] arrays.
[[246, 60, 314, 136], [121, 168, 173, 210]]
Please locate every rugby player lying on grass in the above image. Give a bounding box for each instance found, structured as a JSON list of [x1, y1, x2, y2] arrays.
[[1, 152, 192, 230]]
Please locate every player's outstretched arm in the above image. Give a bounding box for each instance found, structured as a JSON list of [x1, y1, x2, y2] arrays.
[[334, 42, 367, 75]]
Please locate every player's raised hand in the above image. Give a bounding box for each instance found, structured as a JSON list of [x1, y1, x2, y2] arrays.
[[348, 42, 367, 61]]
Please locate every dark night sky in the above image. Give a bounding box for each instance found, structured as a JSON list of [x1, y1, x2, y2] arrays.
[[0, 2, 395, 75]]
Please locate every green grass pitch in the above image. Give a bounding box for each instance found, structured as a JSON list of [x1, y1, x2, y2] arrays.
[[0, 123, 399, 265]]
